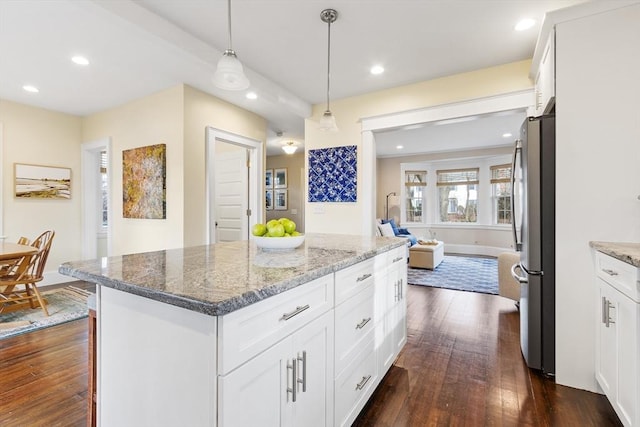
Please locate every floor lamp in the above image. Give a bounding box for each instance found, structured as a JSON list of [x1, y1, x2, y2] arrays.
[[386, 192, 396, 220]]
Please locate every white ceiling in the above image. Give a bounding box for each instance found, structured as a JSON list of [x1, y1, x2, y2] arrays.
[[0, 0, 587, 156]]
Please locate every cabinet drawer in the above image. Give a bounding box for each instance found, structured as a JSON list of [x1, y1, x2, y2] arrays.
[[334, 332, 377, 427], [335, 283, 375, 375], [596, 252, 640, 302], [218, 274, 334, 374], [387, 246, 406, 268], [335, 258, 375, 305]]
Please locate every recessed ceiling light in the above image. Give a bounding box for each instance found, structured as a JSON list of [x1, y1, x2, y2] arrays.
[[370, 65, 385, 75], [71, 55, 90, 66], [246, 91, 258, 100], [515, 18, 536, 31], [502, 133, 513, 138], [23, 85, 39, 93], [396, 145, 404, 150]]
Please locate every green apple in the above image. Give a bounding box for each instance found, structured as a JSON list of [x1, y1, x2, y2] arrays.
[[266, 219, 279, 230], [252, 223, 267, 236], [267, 223, 285, 237], [281, 219, 296, 234], [291, 231, 301, 236]]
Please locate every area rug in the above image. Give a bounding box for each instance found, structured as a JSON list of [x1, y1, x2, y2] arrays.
[[407, 255, 499, 295], [0, 286, 91, 340]]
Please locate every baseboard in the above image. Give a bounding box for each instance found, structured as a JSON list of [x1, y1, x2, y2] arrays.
[[39, 270, 77, 288], [443, 244, 513, 258]]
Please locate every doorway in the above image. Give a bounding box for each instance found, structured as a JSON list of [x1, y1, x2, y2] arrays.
[[205, 127, 263, 244], [81, 137, 112, 259]]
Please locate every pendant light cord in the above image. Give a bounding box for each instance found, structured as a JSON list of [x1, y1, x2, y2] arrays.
[[227, 0, 233, 51], [326, 17, 331, 112]]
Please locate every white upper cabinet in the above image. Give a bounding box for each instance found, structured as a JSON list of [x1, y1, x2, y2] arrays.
[[533, 29, 555, 116]]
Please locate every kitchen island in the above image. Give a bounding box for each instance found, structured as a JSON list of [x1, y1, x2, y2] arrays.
[[60, 233, 408, 427]]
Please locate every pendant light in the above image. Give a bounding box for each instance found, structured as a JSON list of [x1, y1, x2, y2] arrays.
[[212, 0, 250, 90], [319, 9, 339, 132], [282, 141, 297, 155]]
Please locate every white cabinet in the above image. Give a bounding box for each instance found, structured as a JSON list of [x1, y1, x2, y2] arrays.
[[219, 310, 334, 427], [594, 251, 639, 427], [534, 28, 555, 115]]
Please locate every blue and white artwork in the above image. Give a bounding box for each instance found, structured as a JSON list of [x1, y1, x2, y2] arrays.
[[308, 145, 357, 202]]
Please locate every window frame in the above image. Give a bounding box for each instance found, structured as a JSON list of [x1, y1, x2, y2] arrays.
[[436, 167, 480, 224]]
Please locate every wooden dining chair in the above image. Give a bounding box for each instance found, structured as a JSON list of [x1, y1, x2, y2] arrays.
[[0, 236, 31, 277], [0, 231, 55, 316]]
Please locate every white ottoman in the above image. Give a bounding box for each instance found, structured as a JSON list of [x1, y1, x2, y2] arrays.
[[409, 241, 444, 269]]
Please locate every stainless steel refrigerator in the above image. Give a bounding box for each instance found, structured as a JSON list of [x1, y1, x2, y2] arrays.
[[511, 114, 556, 376]]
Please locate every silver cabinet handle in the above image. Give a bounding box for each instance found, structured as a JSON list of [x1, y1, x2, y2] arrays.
[[602, 269, 618, 276], [605, 299, 615, 328], [281, 304, 310, 321], [356, 317, 371, 330], [399, 278, 403, 299], [297, 351, 307, 393], [394, 280, 399, 302], [601, 297, 608, 325], [355, 375, 372, 391], [357, 273, 372, 282], [392, 256, 403, 263], [287, 359, 297, 402]]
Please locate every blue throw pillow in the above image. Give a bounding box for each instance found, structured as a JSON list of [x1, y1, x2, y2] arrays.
[[382, 218, 400, 235], [397, 227, 410, 235]]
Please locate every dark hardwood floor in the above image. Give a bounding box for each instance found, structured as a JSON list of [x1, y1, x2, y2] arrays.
[[354, 286, 621, 426], [0, 284, 621, 426]]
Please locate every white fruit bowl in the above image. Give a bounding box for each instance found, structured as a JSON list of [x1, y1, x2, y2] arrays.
[[253, 234, 305, 250]]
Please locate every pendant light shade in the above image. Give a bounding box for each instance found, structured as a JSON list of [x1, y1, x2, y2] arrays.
[[213, 0, 250, 91], [319, 9, 338, 132], [282, 141, 297, 155]]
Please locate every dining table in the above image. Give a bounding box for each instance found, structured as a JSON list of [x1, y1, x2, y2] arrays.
[[0, 242, 43, 314]]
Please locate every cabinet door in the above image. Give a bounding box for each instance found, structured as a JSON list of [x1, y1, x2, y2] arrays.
[[596, 279, 617, 399], [615, 288, 638, 427], [290, 311, 334, 427], [218, 338, 289, 427], [389, 257, 408, 353]]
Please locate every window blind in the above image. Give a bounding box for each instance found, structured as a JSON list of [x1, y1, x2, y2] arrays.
[[436, 168, 479, 186]]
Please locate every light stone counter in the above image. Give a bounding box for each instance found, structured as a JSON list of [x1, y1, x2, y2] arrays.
[[589, 241, 640, 268], [59, 233, 405, 316]]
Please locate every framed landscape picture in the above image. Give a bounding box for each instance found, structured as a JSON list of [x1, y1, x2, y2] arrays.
[[14, 163, 71, 199], [266, 190, 273, 210], [274, 189, 288, 210], [274, 168, 287, 189], [266, 169, 273, 188]]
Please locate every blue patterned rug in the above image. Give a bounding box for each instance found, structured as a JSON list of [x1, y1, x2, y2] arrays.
[[0, 287, 90, 340], [407, 255, 498, 295]]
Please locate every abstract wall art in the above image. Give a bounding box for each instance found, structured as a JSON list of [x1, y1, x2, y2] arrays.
[[308, 145, 357, 203], [122, 143, 166, 219]]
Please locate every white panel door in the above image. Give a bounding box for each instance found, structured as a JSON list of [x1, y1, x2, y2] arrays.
[[214, 148, 248, 242]]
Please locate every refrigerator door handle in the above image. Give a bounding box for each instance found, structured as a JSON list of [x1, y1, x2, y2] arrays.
[[511, 140, 523, 251], [510, 262, 528, 284]]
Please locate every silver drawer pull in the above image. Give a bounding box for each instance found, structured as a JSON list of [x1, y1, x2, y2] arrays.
[[297, 351, 307, 392], [355, 317, 371, 330], [602, 269, 618, 276], [356, 273, 372, 282], [355, 375, 372, 391], [281, 304, 310, 321], [392, 256, 403, 263]]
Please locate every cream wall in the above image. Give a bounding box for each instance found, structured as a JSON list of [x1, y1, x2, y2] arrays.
[[82, 84, 267, 253], [82, 86, 184, 255], [266, 152, 305, 232], [182, 85, 267, 247], [304, 60, 533, 234], [0, 99, 82, 283]]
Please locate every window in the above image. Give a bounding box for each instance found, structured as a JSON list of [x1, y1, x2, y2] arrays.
[[100, 150, 108, 228], [405, 171, 426, 223], [491, 164, 512, 225], [437, 168, 479, 223]]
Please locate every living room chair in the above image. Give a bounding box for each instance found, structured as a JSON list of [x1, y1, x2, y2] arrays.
[[0, 230, 55, 316]]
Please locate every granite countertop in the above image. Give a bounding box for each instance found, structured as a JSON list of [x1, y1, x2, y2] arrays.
[[589, 241, 640, 268], [59, 233, 405, 316]]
